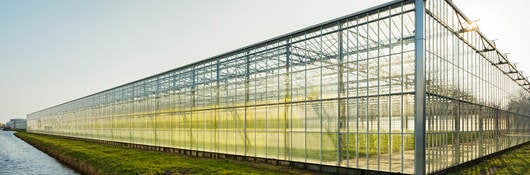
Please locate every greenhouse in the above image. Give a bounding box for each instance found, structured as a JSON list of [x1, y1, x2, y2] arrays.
[[27, 0, 530, 174]]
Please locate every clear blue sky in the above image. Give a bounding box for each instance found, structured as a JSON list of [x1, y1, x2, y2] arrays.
[[1, 0, 529, 123]]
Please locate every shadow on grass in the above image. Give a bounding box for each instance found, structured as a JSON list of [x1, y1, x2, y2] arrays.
[[448, 143, 530, 175]]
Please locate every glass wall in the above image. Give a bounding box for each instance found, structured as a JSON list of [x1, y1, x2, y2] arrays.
[[424, 0, 530, 173], [27, 1, 416, 174], [25, 0, 530, 174]]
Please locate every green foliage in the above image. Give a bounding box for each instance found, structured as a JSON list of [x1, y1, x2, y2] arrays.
[[348, 133, 415, 157], [15, 132, 313, 175], [290, 133, 415, 161], [425, 131, 487, 148]]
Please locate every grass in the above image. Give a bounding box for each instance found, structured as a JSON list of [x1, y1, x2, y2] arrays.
[[449, 142, 530, 175], [15, 132, 314, 175], [17, 131, 530, 175]]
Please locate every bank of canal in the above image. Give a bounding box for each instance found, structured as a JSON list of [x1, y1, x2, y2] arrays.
[[14, 132, 312, 175], [0, 131, 78, 175]]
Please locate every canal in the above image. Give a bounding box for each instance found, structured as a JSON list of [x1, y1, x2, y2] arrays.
[[0, 131, 78, 175]]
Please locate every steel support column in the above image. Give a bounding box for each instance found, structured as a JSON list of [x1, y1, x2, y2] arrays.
[[191, 67, 196, 149], [216, 59, 220, 152], [245, 53, 250, 156], [337, 23, 347, 166], [414, 0, 426, 174], [284, 44, 291, 160]]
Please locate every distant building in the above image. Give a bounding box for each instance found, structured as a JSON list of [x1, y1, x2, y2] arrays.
[[6, 119, 26, 130], [6, 121, 12, 128]]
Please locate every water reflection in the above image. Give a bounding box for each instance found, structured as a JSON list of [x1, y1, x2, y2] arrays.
[[0, 131, 78, 175]]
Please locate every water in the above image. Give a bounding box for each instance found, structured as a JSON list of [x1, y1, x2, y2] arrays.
[[0, 131, 78, 175]]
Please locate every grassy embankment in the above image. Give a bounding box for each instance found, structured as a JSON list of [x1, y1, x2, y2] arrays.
[[449, 142, 530, 175], [15, 132, 313, 175]]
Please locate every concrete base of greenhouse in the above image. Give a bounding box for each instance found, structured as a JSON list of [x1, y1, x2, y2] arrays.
[[34, 133, 408, 175]]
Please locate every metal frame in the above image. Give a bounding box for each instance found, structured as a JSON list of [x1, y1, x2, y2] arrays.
[[422, 0, 530, 174], [26, 0, 530, 174], [414, 0, 426, 174]]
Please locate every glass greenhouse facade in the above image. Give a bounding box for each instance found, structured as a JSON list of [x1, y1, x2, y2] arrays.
[[27, 0, 530, 174]]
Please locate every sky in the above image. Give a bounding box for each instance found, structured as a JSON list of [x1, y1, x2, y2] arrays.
[[1, 0, 529, 123]]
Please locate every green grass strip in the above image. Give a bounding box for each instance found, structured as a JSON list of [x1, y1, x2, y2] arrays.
[[450, 142, 530, 175], [15, 132, 313, 175]]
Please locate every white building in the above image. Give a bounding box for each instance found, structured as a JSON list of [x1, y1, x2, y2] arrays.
[[6, 119, 26, 130]]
